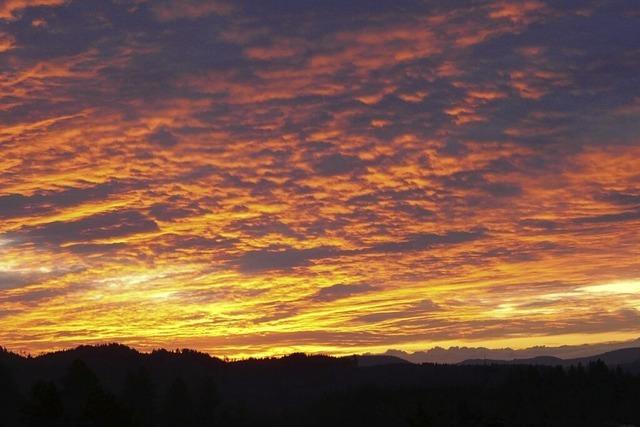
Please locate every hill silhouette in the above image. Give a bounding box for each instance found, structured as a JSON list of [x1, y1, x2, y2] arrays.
[[385, 338, 640, 364], [460, 347, 640, 373], [353, 354, 412, 367], [1, 343, 640, 426]]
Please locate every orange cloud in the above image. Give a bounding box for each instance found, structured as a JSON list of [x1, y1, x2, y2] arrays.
[[0, 32, 15, 51], [489, 0, 549, 24], [0, 0, 65, 19]]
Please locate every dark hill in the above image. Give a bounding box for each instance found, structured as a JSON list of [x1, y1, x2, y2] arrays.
[[568, 347, 640, 367], [352, 354, 412, 367], [460, 347, 640, 373], [1, 344, 640, 427], [460, 355, 564, 366]]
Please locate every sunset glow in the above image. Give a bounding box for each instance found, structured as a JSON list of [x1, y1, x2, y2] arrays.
[[1, 0, 639, 358]]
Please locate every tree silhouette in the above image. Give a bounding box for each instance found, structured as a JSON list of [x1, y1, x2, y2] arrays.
[[0, 362, 23, 427], [406, 403, 434, 427], [1, 345, 639, 427], [61, 359, 124, 427], [162, 377, 193, 427], [122, 367, 157, 427], [21, 380, 64, 427], [195, 376, 220, 427]]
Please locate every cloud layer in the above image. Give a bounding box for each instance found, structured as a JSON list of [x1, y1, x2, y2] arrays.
[[1, 0, 639, 357]]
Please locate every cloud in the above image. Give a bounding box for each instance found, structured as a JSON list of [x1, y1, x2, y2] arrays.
[[368, 230, 486, 254], [0, 265, 81, 290], [65, 242, 127, 254], [439, 171, 522, 198], [252, 302, 301, 323], [148, 127, 179, 148], [311, 283, 374, 302], [356, 299, 441, 324], [148, 200, 207, 221], [313, 153, 366, 176], [11, 209, 159, 245], [518, 218, 558, 231], [150, 234, 238, 255], [572, 209, 640, 225], [0, 0, 65, 20], [597, 191, 640, 206], [244, 39, 307, 61], [0, 181, 132, 220], [151, 0, 234, 21], [230, 228, 484, 274], [0, 287, 68, 305], [234, 246, 338, 273], [488, 0, 548, 25], [0, 270, 36, 289], [0, 31, 15, 51], [395, 203, 435, 220], [226, 215, 301, 239]]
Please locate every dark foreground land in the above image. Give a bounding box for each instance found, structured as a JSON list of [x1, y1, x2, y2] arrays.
[[1, 344, 640, 427]]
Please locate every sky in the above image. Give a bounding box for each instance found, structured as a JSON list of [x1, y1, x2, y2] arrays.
[[0, 0, 639, 358]]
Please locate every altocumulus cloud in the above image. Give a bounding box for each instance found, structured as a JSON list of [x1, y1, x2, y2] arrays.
[[0, 180, 132, 220], [234, 246, 339, 273], [9, 210, 159, 245], [311, 283, 375, 302]]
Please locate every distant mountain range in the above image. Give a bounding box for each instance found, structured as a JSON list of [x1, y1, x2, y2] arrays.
[[382, 337, 640, 364], [358, 347, 640, 374], [459, 347, 640, 372]]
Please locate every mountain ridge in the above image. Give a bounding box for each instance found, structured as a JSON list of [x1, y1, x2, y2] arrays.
[[384, 337, 640, 364], [459, 347, 640, 372]]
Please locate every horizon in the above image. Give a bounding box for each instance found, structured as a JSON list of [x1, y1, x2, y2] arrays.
[[3, 336, 640, 363], [1, 0, 640, 359]]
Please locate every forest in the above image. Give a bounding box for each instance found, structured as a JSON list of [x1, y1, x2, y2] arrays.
[[1, 344, 639, 426]]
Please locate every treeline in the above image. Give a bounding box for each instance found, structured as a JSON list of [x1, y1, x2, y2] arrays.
[[309, 361, 640, 427], [1, 345, 640, 426], [1, 359, 228, 427]]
